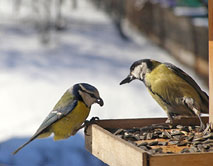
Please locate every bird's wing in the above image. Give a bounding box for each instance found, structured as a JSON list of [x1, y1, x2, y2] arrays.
[[30, 90, 77, 139], [36, 100, 78, 134], [12, 100, 78, 155], [164, 63, 209, 109]]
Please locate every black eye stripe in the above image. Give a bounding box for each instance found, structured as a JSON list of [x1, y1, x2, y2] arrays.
[[89, 93, 96, 98], [80, 89, 97, 98]]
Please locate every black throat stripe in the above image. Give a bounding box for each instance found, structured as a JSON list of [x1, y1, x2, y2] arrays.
[[147, 85, 171, 106]]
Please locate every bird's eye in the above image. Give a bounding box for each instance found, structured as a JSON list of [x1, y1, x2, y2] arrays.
[[130, 66, 135, 71], [89, 93, 96, 98], [80, 87, 98, 99]]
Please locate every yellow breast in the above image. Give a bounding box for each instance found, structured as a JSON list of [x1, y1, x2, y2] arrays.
[[51, 101, 90, 140]]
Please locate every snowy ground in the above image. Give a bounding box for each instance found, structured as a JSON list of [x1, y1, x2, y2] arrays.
[[0, 0, 208, 165]]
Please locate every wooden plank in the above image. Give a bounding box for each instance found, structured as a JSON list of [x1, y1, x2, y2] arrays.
[[95, 117, 209, 129], [85, 124, 148, 166], [209, 0, 213, 126], [149, 153, 213, 166], [85, 125, 92, 153], [85, 118, 212, 166]]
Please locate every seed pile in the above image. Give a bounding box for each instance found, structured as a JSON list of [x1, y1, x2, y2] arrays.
[[113, 124, 213, 154]]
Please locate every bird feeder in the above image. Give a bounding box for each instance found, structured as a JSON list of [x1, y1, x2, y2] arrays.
[[85, 117, 212, 166], [209, 0, 213, 127], [85, 1, 213, 165]]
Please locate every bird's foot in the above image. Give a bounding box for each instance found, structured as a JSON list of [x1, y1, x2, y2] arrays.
[[202, 123, 210, 135], [165, 112, 174, 124], [89, 116, 100, 122], [196, 114, 206, 131], [84, 117, 100, 136], [198, 121, 206, 132], [165, 118, 173, 124]]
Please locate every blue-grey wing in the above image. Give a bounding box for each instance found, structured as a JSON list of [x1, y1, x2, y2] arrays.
[[34, 100, 78, 136], [12, 100, 78, 154]]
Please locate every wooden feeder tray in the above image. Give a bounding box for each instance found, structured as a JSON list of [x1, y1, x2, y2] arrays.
[[85, 117, 213, 166]]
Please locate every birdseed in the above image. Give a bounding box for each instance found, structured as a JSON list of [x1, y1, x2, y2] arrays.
[[112, 123, 213, 154]]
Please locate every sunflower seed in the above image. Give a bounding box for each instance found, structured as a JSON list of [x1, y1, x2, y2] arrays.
[[177, 141, 187, 146], [149, 141, 159, 146], [146, 133, 154, 140], [158, 141, 168, 146], [138, 142, 148, 146]]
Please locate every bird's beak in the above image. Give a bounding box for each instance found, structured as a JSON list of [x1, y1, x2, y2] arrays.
[[96, 98, 104, 107], [120, 75, 135, 85]]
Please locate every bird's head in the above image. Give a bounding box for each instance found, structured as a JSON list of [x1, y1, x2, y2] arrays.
[[120, 59, 158, 85], [73, 83, 104, 108]]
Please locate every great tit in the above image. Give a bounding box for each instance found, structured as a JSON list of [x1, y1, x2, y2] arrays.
[[120, 59, 208, 129], [13, 83, 104, 154]]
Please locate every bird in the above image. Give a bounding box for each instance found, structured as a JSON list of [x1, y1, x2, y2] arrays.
[[12, 83, 104, 155], [120, 59, 209, 129]]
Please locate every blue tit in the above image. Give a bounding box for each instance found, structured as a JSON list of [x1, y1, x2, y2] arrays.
[[120, 59, 208, 129], [13, 83, 104, 155]]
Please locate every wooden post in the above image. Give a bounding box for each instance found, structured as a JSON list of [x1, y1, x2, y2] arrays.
[[209, 1, 213, 125]]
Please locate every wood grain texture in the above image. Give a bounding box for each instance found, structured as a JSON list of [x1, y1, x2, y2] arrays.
[[85, 118, 211, 166], [149, 153, 213, 166], [209, 1, 213, 125], [86, 124, 148, 166], [95, 117, 209, 129]]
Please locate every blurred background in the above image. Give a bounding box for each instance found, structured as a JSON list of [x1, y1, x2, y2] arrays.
[[0, 0, 208, 165]]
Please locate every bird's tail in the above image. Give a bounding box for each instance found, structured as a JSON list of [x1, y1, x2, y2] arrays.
[[12, 124, 53, 155], [12, 136, 37, 155], [12, 130, 52, 155], [201, 91, 209, 114], [12, 132, 45, 155]]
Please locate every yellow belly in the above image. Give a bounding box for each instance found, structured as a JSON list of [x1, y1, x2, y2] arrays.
[[51, 101, 90, 140]]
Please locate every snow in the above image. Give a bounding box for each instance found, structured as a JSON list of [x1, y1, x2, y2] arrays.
[[0, 0, 208, 165], [174, 6, 207, 17], [0, 135, 103, 166]]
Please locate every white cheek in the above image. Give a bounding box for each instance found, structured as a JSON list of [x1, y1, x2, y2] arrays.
[[83, 94, 96, 107], [131, 66, 142, 78]]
